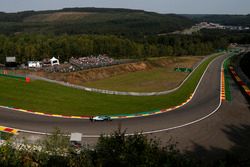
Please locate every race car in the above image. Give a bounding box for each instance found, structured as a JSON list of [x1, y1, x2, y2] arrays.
[[90, 116, 112, 121]]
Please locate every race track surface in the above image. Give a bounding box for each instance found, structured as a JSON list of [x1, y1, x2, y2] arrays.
[[0, 54, 227, 136]]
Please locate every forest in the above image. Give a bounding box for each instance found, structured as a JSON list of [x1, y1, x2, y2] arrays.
[[184, 14, 250, 27], [0, 33, 229, 64], [0, 8, 250, 64]]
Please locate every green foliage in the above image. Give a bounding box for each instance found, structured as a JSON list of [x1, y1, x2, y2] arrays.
[[0, 129, 197, 167], [1, 127, 249, 166], [200, 29, 250, 44], [186, 14, 250, 27], [0, 34, 223, 64], [40, 128, 70, 157], [0, 129, 91, 167], [0, 132, 13, 140], [92, 129, 195, 167]]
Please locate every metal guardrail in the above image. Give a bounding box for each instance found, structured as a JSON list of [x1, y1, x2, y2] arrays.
[[0, 73, 26, 80], [29, 53, 219, 96]]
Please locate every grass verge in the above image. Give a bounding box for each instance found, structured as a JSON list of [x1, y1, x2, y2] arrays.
[[0, 53, 222, 116], [223, 55, 233, 101], [83, 57, 201, 92], [83, 68, 188, 92]]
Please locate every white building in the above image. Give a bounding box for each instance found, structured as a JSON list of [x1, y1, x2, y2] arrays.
[[70, 133, 82, 147], [50, 57, 60, 66], [6, 57, 16, 63], [28, 61, 41, 68]]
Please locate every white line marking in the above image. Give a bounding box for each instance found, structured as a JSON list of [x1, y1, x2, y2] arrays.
[[0, 53, 223, 120], [16, 54, 227, 138], [115, 53, 224, 119], [28, 54, 214, 96]]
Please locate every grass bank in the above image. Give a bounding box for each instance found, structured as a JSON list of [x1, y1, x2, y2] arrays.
[[83, 56, 202, 92], [0, 53, 222, 116]]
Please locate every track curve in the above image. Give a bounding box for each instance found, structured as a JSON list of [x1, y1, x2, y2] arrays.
[[0, 54, 226, 136]]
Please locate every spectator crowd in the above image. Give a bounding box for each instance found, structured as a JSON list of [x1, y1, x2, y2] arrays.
[[70, 55, 114, 67], [69, 54, 123, 70]]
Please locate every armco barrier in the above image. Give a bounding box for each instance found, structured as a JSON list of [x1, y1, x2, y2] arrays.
[[0, 73, 26, 80], [29, 54, 216, 97], [229, 66, 250, 97], [0, 73, 30, 83], [174, 67, 192, 73]]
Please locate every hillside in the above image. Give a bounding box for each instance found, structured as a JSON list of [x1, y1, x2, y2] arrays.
[[23, 12, 94, 22], [0, 8, 194, 35]]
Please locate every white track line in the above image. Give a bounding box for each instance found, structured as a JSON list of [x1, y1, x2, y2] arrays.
[[133, 55, 229, 136], [17, 54, 227, 137], [0, 53, 221, 120]]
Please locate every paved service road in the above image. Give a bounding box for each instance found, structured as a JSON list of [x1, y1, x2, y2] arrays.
[[0, 54, 227, 136]]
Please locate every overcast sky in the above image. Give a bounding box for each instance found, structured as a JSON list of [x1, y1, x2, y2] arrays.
[[0, 0, 249, 14]]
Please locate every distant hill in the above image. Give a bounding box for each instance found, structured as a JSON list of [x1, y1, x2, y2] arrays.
[[184, 14, 250, 27], [0, 8, 194, 35], [23, 12, 95, 22]]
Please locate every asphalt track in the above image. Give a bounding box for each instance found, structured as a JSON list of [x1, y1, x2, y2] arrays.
[[0, 54, 227, 136]]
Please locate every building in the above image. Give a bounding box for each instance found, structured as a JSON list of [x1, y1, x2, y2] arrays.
[[5, 56, 17, 67], [50, 57, 60, 66], [70, 133, 82, 147], [28, 61, 42, 68]]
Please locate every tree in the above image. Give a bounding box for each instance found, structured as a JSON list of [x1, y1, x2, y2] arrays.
[[93, 129, 195, 167]]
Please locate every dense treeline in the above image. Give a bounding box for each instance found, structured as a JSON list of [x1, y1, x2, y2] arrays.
[[0, 8, 194, 36], [1, 130, 193, 167], [200, 29, 250, 44], [184, 14, 250, 27], [0, 34, 228, 64]]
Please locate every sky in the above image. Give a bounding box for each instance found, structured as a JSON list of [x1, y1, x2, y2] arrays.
[[0, 0, 249, 14]]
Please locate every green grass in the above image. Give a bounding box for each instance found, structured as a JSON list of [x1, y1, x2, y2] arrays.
[[0, 53, 221, 116], [223, 55, 232, 101], [83, 68, 188, 92], [83, 56, 202, 92]]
